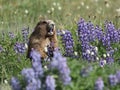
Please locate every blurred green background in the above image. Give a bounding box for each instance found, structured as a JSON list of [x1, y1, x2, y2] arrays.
[[0, 0, 120, 32]]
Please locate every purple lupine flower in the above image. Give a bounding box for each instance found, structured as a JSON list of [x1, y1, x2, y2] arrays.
[[49, 50, 71, 85], [112, 30, 119, 43], [108, 74, 118, 86], [30, 48, 41, 61], [86, 21, 97, 42], [30, 49, 44, 77], [77, 18, 97, 43], [77, 18, 99, 61], [45, 75, 56, 90], [99, 59, 106, 67], [81, 43, 91, 61], [8, 32, 15, 39], [21, 68, 35, 84], [95, 25, 103, 41], [116, 70, 120, 83], [89, 28, 97, 42], [59, 60, 71, 85], [49, 50, 62, 69], [118, 29, 120, 41], [106, 49, 115, 57], [82, 44, 98, 62], [102, 34, 111, 47], [104, 21, 120, 43], [105, 56, 114, 64], [10, 77, 21, 90], [21, 27, 29, 43], [26, 78, 41, 90], [61, 30, 74, 57], [32, 60, 44, 78], [94, 77, 104, 90], [14, 42, 26, 54]]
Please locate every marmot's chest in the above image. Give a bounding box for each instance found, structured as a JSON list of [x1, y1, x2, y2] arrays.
[[41, 38, 50, 48]]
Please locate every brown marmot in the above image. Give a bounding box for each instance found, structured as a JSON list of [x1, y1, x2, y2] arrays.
[[27, 20, 58, 59]]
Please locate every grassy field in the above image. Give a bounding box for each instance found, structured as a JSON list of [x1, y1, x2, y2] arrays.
[[0, 0, 120, 90]]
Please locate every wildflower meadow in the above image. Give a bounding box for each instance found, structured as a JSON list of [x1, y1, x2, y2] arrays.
[[0, 0, 120, 90]]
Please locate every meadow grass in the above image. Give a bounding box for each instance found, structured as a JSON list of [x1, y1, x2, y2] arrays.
[[0, 0, 120, 90]]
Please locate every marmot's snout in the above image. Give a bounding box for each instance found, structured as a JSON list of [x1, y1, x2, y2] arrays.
[[46, 20, 55, 36], [47, 24, 54, 35]]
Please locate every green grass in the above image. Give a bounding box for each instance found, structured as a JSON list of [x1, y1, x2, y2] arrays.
[[0, 0, 120, 31], [0, 0, 120, 90]]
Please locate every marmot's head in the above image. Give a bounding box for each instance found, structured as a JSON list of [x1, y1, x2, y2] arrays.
[[34, 20, 55, 37]]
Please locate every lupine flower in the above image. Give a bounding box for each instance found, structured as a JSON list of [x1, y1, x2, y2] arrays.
[[21, 27, 29, 43], [77, 18, 119, 64], [59, 61, 71, 85], [26, 78, 41, 90], [106, 49, 115, 57], [49, 50, 62, 69], [108, 74, 118, 86], [105, 21, 119, 43], [102, 34, 111, 47], [105, 56, 114, 64], [87, 21, 97, 42], [30, 48, 41, 61], [21, 68, 42, 89], [61, 30, 74, 57], [30, 49, 44, 77], [95, 25, 103, 41], [49, 50, 71, 85], [32, 59, 44, 77], [10, 77, 21, 90], [94, 77, 104, 90], [8, 32, 15, 39], [112, 30, 119, 43], [77, 18, 100, 61], [99, 59, 106, 67], [116, 70, 120, 83], [45, 75, 56, 90], [61, 30, 74, 56], [14, 42, 26, 54], [21, 68, 36, 84], [77, 18, 98, 43], [82, 44, 98, 62], [18, 49, 43, 89]]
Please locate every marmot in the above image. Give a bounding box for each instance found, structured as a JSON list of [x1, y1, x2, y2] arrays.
[[27, 20, 58, 59]]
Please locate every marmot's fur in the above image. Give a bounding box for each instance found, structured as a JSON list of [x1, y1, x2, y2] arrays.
[[27, 20, 58, 59]]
